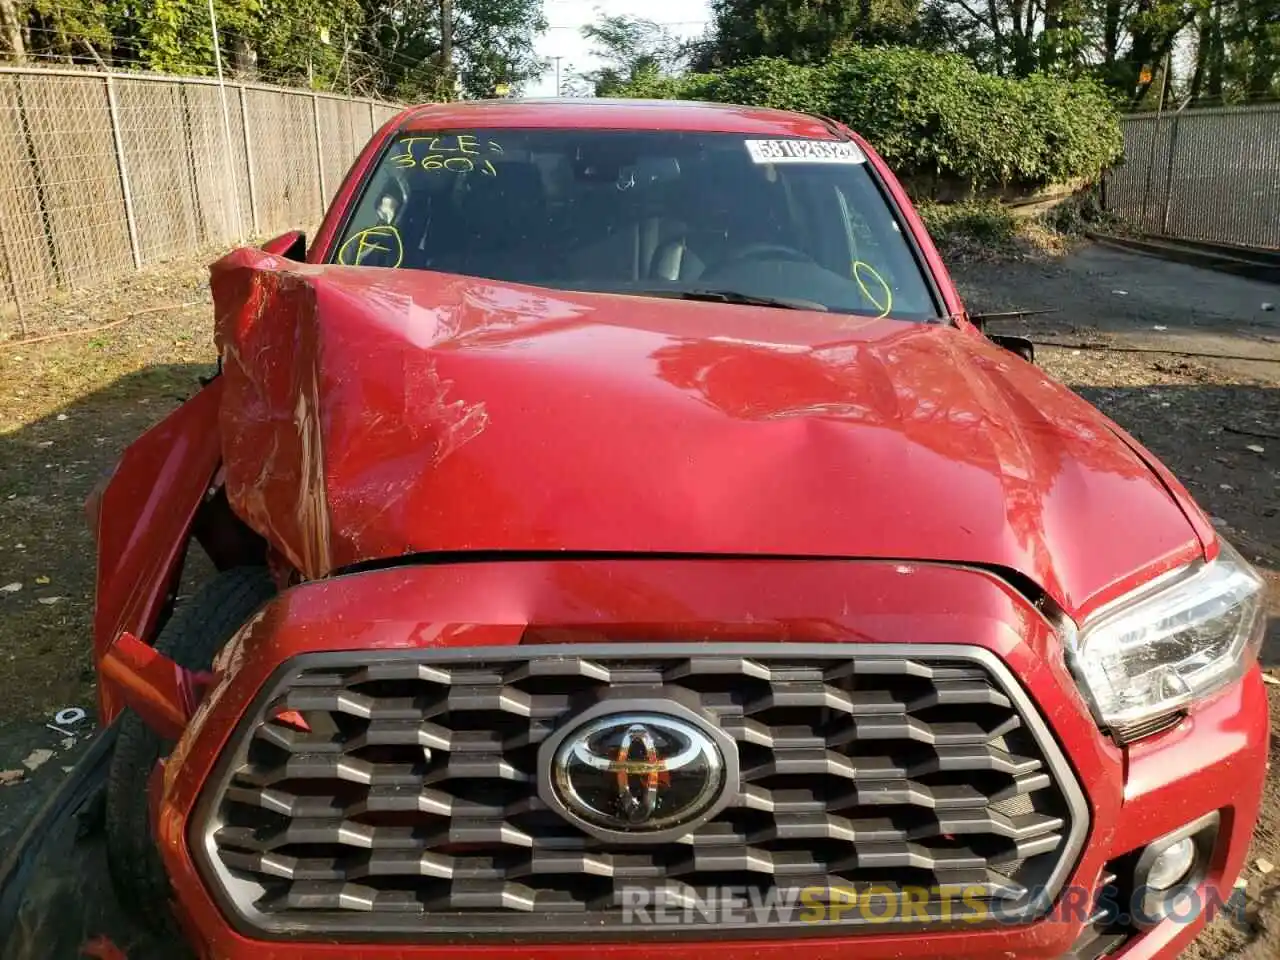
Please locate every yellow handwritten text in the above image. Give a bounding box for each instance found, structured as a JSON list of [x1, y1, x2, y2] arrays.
[[337, 225, 404, 268], [393, 134, 502, 175]]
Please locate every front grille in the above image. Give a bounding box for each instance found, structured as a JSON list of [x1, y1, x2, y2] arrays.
[[196, 644, 1087, 940]]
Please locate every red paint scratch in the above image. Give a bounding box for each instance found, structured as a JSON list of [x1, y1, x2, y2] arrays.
[[81, 937, 128, 960]]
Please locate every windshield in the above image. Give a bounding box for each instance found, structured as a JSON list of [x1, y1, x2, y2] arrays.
[[330, 128, 940, 321]]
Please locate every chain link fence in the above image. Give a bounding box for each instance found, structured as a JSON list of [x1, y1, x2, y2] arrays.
[[0, 66, 401, 335], [1104, 102, 1280, 251]]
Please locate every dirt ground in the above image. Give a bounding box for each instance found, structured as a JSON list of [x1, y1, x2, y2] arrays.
[[0, 242, 1277, 957]]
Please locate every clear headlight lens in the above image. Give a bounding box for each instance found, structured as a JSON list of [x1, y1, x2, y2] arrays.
[[1069, 539, 1266, 738]]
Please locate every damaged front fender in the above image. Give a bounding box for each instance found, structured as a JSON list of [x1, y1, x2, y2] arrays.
[[91, 380, 224, 725], [99, 632, 212, 743]]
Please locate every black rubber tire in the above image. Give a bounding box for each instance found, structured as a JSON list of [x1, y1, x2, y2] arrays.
[[104, 566, 275, 933]]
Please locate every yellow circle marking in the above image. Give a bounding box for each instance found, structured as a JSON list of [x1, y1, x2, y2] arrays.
[[337, 225, 403, 268], [852, 260, 893, 319]]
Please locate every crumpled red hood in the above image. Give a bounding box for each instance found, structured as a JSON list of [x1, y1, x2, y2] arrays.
[[211, 247, 1203, 617]]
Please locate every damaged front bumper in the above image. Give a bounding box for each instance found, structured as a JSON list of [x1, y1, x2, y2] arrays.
[[117, 557, 1266, 960]]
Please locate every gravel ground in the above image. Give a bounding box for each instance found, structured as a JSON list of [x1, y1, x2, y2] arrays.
[[0, 242, 1277, 957], [954, 243, 1280, 960]]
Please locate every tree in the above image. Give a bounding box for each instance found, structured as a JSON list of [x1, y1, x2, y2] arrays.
[[579, 13, 687, 96], [356, 0, 545, 100], [696, 0, 920, 69], [0, 0, 22, 62], [1218, 0, 1280, 101], [7, 0, 362, 83], [232, 0, 365, 88], [0, 0, 546, 103], [1107, 0, 1208, 103], [686, 0, 1277, 107], [451, 0, 546, 98], [358, 0, 449, 99], [918, 0, 1216, 103], [557, 62, 594, 97]]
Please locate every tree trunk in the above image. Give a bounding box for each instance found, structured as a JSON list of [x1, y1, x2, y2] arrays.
[[1189, 10, 1209, 103], [441, 0, 454, 92], [1006, 0, 1038, 76], [1205, 2, 1224, 100], [0, 0, 24, 62], [1245, 1, 1279, 100], [1042, 0, 1060, 71], [1189, 3, 1232, 105], [986, 0, 1005, 75], [231, 35, 259, 80], [1103, 0, 1121, 67], [1009, 0, 1025, 72]]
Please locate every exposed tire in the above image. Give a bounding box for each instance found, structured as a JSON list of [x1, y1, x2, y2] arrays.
[[104, 566, 275, 933]]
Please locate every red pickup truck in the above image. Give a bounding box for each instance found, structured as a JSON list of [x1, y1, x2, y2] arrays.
[[0, 97, 1268, 960]]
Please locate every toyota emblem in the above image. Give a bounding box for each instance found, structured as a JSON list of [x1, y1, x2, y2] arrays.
[[538, 700, 739, 843]]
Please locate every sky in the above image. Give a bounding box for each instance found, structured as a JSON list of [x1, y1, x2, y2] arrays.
[[527, 0, 713, 97]]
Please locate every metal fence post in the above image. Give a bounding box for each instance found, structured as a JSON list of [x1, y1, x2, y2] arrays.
[[312, 92, 326, 214], [104, 74, 141, 270], [1138, 118, 1164, 232], [238, 85, 259, 236], [0, 217, 26, 336], [1160, 109, 1184, 236], [11, 74, 62, 291]]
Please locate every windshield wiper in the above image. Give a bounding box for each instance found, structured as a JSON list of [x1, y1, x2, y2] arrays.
[[627, 288, 829, 312]]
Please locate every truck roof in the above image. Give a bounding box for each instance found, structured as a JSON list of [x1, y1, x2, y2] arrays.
[[398, 97, 843, 139]]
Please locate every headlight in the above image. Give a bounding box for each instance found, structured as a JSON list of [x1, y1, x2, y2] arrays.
[[1068, 538, 1266, 741]]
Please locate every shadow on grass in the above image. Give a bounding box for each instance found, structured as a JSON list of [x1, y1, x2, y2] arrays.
[[0, 363, 214, 852]]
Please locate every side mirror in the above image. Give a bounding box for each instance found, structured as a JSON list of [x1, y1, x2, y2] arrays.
[[967, 309, 1052, 366], [988, 334, 1035, 364], [261, 230, 307, 261]]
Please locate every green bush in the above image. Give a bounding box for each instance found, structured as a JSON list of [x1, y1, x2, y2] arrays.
[[617, 47, 1122, 191], [917, 201, 1017, 247]]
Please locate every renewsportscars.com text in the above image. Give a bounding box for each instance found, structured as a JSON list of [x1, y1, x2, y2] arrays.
[[620, 884, 1243, 927]]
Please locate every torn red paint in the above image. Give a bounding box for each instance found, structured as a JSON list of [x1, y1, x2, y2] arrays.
[[80, 936, 128, 960], [99, 631, 212, 742], [270, 708, 311, 732]]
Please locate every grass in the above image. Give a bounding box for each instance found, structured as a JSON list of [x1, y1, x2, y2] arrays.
[[916, 189, 1131, 263], [0, 259, 218, 723]]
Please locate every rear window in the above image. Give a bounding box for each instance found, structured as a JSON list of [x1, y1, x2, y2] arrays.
[[330, 128, 940, 322]]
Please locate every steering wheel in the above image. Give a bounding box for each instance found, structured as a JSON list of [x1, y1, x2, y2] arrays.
[[712, 242, 817, 269]]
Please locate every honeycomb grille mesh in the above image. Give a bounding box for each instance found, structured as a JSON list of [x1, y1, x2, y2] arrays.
[[199, 647, 1083, 939]]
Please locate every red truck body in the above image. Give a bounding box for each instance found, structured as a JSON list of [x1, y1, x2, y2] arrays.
[[80, 99, 1268, 960]]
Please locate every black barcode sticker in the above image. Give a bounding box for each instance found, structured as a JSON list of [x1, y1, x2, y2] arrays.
[[745, 139, 866, 164]]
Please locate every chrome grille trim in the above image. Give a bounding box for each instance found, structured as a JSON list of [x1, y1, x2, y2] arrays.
[[193, 644, 1089, 941]]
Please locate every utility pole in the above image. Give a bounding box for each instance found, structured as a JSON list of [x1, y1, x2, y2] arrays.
[[1138, 49, 1172, 232], [441, 0, 453, 93], [343, 26, 352, 95], [550, 56, 563, 96]]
